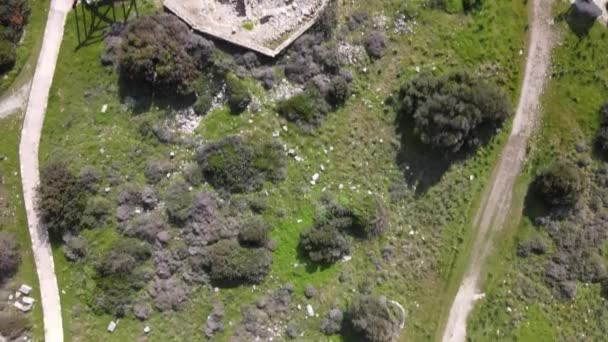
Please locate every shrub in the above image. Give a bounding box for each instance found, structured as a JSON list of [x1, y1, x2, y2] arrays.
[[204, 239, 272, 286], [277, 87, 329, 128], [62, 234, 88, 261], [93, 239, 150, 316], [238, 216, 271, 247], [78, 165, 101, 193], [313, 0, 337, 39], [37, 162, 87, 237], [0, 232, 20, 281], [118, 14, 199, 95], [299, 224, 350, 263], [225, 73, 252, 114], [327, 75, 350, 107], [365, 31, 387, 59], [321, 308, 344, 335], [0, 39, 15, 73], [0, 0, 30, 43], [197, 136, 285, 194], [0, 311, 31, 340], [398, 72, 512, 152], [596, 103, 608, 157], [144, 159, 173, 184], [535, 161, 583, 207], [81, 196, 112, 229], [164, 179, 193, 224], [347, 294, 404, 342]]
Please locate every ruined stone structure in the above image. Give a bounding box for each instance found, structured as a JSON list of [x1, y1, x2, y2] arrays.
[[164, 0, 328, 57]]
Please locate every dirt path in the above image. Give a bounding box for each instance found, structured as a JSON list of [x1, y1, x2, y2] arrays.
[[19, 0, 72, 341], [440, 0, 556, 341]]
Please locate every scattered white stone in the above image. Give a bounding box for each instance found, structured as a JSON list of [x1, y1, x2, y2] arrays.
[[415, 66, 421, 73], [169, 151, 175, 158], [272, 131, 280, 137], [297, 219, 303, 223], [306, 304, 315, 317], [469, 175, 475, 181], [101, 104, 108, 113], [104, 187, 111, 193], [362, 67, 368, 73], [19, 284, 32, 296], [320, 165, 325, 171], [61, 290, 66, 295], [15, 292, 21, 299], [338, 184, 344, 190], [144, 326, 150, 334], [214, 287, 220, 293], [107, 321, 117, 333], [312, 173, 319, 182], [409, 230, 415, 236], [294, 156, 303, 162], [282, 125, 288, 132], [14, 301, 31, 312], [342, 255, 352, 262], [8, 294, 13, 301], [519, 49, 523, 56], [506, 307, 512, 313], [297, 304, 302, 310]]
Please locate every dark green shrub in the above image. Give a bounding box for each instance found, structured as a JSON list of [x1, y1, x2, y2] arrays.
[[596, 103, 608, 157], [327, 75, 350, 107], [299, 224, 350, 263], [93, 239, 151, 316], [535, 161, 583, 207], [205, 239, 272, 286], [0, 232, 20, 282], [347, 294, 404, 342], [145, 159, 173, 184], [225, 73, 252, 114], [63, 235, 88, 261], [365, 31, 387, 59], [0, 0, 30, 42], [197, 136, 285, 194], [398, 72, 511, 152], [81, 196, 112, 229], [37, 162, 87, 237], [276, 87, 329, 128], [164, 179, 193, 224], [0, 39, 15, 73], [238, 216, 271, 247], [118, 14, 199, 95]]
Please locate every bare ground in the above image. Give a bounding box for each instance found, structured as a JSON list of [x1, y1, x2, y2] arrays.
[[440, 0, 557, 341]]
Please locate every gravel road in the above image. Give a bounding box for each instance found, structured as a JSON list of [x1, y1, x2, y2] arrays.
[[441, 0, 557, 341]]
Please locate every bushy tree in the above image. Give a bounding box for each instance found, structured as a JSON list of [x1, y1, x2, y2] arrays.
[[365, 31, 387, 59], [300, 224, 350, 263], [37, 162, 87, 237], [204, 239, 272, 286], [225, 73, 252, 114], [238, 216, 271, 247], [0, 0, 29, 42], [596, 103, 608, 157], [276, 87, 329, 128], [0, 232, 20, 282], [196, 136, 285, 194], [118, 14, 200, 95], [164, 179, 193, 224], [347, 294, 404, 342], [398, 72, 511, 152], [535, 161, 583, 207]]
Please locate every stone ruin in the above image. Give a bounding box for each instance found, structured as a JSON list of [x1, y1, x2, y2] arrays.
[[163, 0, 329, 57]]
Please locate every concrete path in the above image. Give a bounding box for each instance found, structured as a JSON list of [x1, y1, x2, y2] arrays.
[[440, 0, 557, 341], [19, 0, 72, 341]]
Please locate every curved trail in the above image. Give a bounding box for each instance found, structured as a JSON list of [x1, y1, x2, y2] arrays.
[[440, 0, 556, 341], [19, 0, 72, 340]]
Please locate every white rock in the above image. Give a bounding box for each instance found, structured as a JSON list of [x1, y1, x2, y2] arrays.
[[169, 151, 175, 158], [282, 125, 288, 132], [312, 173, 319, 182], [144, 326, 150, 334], [320, 165, 325, 171], [338, 184, 344, 190], [14, 301, 32, 312], [8, 294, 13, 301], [469, 175, 475, 181], [214, 287, 220, 293], [342, 255, 352, 262], [18, 284, 32, 296], [104, 187, 111, 193], [101, 104, 108, 113], [306, 304, 315, 317], [22, 296, 35, 305], [107, 321, 117, 333], [415, 66, 421, 73]]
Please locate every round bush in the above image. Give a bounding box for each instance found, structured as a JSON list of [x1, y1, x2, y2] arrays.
[[225, 73, 252, 114], [238, 216, 271, 247], [299, 224, 350, 264], [347, 294, 404, 342], [204, 239, 272, 286], [535, 161, 583, 207], [398, 72, 512, 152]]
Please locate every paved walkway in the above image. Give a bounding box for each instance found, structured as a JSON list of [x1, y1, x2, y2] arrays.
[[19, 0, 72, 341]]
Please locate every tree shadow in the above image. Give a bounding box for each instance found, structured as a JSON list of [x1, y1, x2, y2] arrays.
[[118, 76, 196, 115], [74, 0, 139, 50], [557, 4, 599, 39], [523, 179, 550, 224], [394, 113, 497, 196]]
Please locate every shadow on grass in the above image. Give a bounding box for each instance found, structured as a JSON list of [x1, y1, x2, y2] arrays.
[[118, 77, 196, 115], [556, 5, 598, 39], [523, 180, 550, 224], [394, 113, 499, 196]]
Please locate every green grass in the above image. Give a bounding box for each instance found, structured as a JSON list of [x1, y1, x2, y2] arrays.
[[0, 115, 44, 340], [40, 0, 529, 340], [467, 2, 608, 340]]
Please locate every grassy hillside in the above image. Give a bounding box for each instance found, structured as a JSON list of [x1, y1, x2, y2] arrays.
[[40, 0, 528, 340]]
